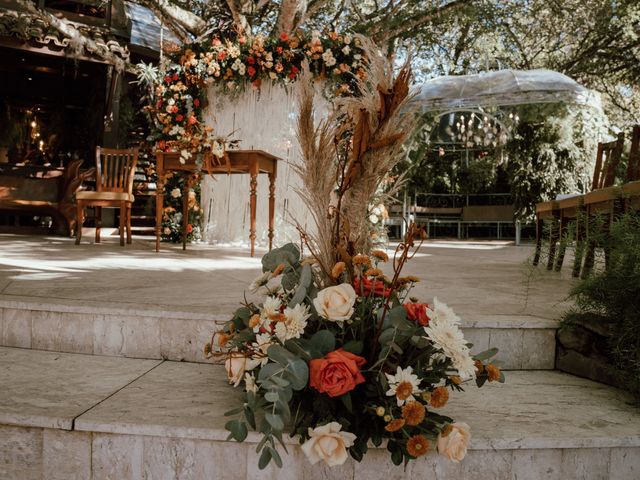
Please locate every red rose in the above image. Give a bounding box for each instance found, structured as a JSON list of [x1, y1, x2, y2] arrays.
[[188, 116, 197, 125], [172, 73, 179, 81], [156, 100, 163, 108], [186, 224, 193, 233], [193, 98, 200, 107], [217, 51, 226, 61], [310, 349, 366, 397], [171, 106, 179, 113], [404, 303, 430, 326], [288, 72, 297, 79], [175, 114, 184, 122], [164, 76, 171, 84], [280, 32, 289, 42], [247, 56, 255, 65], [252, 78, 262, 89], [291, 65, 299, 73], [247, 66, 256, 77], [158, 140, 166, 150], [277, 46, 283, 54], [353, 276, 391, 298]]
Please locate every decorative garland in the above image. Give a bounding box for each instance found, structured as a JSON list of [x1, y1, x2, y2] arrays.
[[142, 30, 366, 243]]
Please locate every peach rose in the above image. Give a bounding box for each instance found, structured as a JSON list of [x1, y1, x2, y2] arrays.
[[310, 349, 366, 397], [313, 283, 356, 322], [301, 422, 356, 466], [437, 422, 471, 463], [225, 352, 260, 387]]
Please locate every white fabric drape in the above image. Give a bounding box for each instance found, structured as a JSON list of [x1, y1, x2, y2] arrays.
[[202, 81, 329, 246]]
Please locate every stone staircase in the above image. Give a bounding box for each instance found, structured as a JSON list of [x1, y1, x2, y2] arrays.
[[0, 240, 638, 478]]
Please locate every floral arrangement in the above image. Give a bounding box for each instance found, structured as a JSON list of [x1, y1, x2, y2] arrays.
[[160, 173, 204, 243], [205, 37, 503, 469], [206, 228, 502, 469]]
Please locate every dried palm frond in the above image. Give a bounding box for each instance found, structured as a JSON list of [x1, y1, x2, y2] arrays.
[[295, 39, 417, 283]]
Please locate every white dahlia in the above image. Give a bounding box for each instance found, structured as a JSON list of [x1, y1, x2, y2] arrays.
[[275, 304, 310, 342]]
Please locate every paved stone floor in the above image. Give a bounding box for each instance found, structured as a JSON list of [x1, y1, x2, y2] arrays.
[[0, 234, 574, 325]]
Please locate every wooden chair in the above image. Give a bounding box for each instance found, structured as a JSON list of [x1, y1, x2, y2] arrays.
[[75, 147, 138, 246], [580, 132, 625, 277]]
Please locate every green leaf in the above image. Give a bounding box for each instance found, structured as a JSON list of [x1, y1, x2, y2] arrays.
[[224, 406, 244, 416], [339, 392, 353, 413], [262, 243, 300, 272], [264, 391, 279, 403], [225, 420, 248, 442], [342, 340, 364, 355], [378, 328, 396, 345], [298, 264, 312, 288], [268, 446, 283, 468], [498, 370, 506, 383], [265, 413, 285, 432], [308, 330, 335, 357], [473, 347, 499, 361], [244, 406, 256, 430], [289, 285, 307, 306], [258, 446, 272, 470]]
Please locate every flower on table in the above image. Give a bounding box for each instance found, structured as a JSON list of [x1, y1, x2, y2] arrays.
[[310, 349, 366, 397], [170, 187, 181, 198], [385, 366, 421, 406], [437, 422, 471, 463], [407, 434, 429, 457], [301, 422, 356, 467], [274, 303, 310, 341], [313, 283, 356, 322]]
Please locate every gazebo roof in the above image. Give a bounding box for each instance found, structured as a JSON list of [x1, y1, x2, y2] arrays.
[[413, 69, 601, 112]]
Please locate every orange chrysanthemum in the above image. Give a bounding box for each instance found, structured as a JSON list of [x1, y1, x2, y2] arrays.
[[371, 250, 389, 262], [268, 313, 287, 322], [395, 381, 414, 401], [407, 435, 429, 457], [486, 364, 501, 382], [429, 386, 449, 408], [272, 263, 286, 276], [450, 375, 462, 385], [249, 314, 261, 329], [352, 254, 370, 265], [402, 401, 426, 426], [384, 418, 406, 432], [474, 359, 485, 374], [331, 262, 346, 279], [365, 267, 384, 277]]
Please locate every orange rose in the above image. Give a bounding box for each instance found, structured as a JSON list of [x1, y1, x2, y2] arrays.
[[404, 303, 430, 326], [353, 275, 391, 298], [310, 349, 366, 397]]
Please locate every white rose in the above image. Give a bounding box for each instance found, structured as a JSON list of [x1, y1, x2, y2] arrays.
[[369, 214, 379, 224], [313, 283, 356, 322], [225, 352, 260, 387], [163, 227, 171, 235], [170, 188, 181, 198], [437, 422, 471, 463], [301, 422, 356, 467]]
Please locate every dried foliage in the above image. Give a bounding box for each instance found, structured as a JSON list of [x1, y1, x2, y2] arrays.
[[294, 36, 417, 284]]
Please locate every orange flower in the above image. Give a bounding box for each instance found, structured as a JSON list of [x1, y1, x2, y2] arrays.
[[384, 418, 405, 432], [395, 381, 414, 402], [370, 250, 389, 262], [402, 401, 426, 426], [352, 254, 370, 266], [486, 364, 501, 382], [249, 314, 261, 329], [272, 263, 286, 276], [403, 303, 430, 326], [474, 360, 485, 374], [309, 349, 366, 397], [407, 435, 429, 457], [331, 261, 346, 280], [429, 386, 449, 408], [450, 376, 462, 385], [365, 267, 383, 277]]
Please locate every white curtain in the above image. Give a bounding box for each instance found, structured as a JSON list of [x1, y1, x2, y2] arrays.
[[201, 81, 329, 247]]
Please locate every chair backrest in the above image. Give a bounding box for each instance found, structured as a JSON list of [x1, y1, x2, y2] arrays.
[[95, 147, 138, 194], [626, 125, 640, 182], [592, 132, 625, 190]]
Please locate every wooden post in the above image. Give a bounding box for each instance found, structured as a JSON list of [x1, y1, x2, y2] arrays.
[[268, 163, 277, 251], [155, 152, 164, 253], [249, 154, 259, 257]]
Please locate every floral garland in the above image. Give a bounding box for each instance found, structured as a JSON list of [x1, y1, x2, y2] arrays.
[[140, 30, 366, 242]]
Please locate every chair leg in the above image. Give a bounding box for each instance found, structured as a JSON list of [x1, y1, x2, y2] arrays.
[[119, 201, 125, 247], [126, 204, 132, 245], [95, 206, 102, 244], [554, 216, 569, 272], [546, 217, 558, 270], [532, 216, 543, 266], [75, 201, 83, 245]]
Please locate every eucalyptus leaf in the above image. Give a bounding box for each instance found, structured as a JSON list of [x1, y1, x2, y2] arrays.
[[264, 391, 280, 403], [298, 263, 312, 288], [473, 347, 499, 361], [265, 412, 285, 431], [289, 285, 307, 306], [308, 330, 335, 356], [258, 447, 272, 470], [342, 340, 364, 355], [225, 420, 248, 442]]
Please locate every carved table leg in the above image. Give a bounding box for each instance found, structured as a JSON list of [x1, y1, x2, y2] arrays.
[[249, 169, 258, 258], [95, 206, 102, 243], [268, 170, 276, 251]]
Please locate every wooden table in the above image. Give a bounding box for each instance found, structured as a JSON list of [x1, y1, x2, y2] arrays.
[[154, 150, 279, 256]]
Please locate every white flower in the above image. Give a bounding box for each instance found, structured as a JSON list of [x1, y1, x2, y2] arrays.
[[163, 227, 171, 235], [225, 352, 260, 387], [244, 372, 259, 393], [451, 349, 477, 380], [426, 298, 462, 327], [231, 58, 242, 71], [313, 284, 356, 322], [437, 423, 471, 463], [251, 333, 272, 365], [262, 296, 282, 319], [275, 304, 310, 342], [343, 35, 352, 45], [369, 214, 379, 224], [342, 45, 351, 55], [385, 366, 421, 406], [354, 54, 362, 60], [211, 140, 225, 158], [301, 422, 356, 467], [168, 98, 175, 106], [269, 72, 277, 80], [170, 188, 181, 198], [249, 272, 283, 296], [322, 50, 336, 67]]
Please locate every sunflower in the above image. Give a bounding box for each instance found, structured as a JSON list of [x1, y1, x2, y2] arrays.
[[406, 435, 429, 457], [402, 401, 426, 426]]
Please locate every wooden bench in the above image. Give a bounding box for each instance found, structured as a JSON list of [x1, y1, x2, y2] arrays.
[[461, 204, 515, 239], [0, 160, 93, 235]]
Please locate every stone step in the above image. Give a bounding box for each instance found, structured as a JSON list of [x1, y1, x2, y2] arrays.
[[0, 300, 557, 369], [1, 347, 638, 479]]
